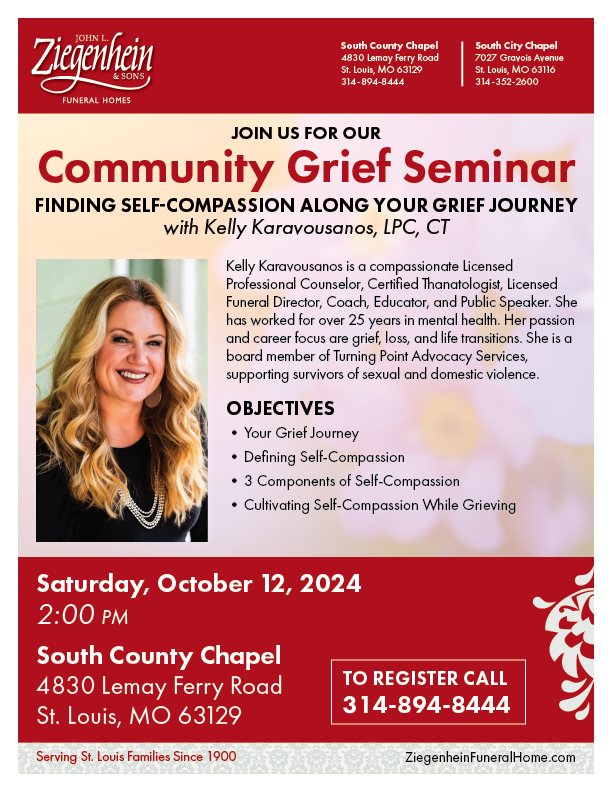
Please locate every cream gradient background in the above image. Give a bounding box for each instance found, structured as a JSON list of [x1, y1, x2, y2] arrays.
[[20, 113, 593, 557]]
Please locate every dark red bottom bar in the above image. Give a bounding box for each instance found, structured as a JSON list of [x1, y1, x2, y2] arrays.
[[19, 557, 594, 742]]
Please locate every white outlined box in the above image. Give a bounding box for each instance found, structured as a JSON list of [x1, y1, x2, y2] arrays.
[[331, 659, 527, 726]]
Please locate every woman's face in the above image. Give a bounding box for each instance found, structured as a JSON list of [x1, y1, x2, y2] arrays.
[[95, 300, 166, 407]]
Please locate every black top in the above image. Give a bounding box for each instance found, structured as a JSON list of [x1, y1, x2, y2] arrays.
[[36, 422, 208, 543]]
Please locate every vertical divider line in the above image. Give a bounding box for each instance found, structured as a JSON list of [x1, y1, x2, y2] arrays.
[[461, 41, 464, 87]]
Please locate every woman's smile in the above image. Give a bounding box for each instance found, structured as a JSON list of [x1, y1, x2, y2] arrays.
[[117, 369, 149, 382]]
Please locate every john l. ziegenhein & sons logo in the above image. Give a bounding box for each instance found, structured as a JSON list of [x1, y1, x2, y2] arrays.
[[31, 32, 153, 95]]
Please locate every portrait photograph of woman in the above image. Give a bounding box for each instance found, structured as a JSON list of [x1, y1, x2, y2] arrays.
[[36, 259, 208, 542]]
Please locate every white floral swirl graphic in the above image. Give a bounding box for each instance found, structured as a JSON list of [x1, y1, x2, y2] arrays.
[[534, 568, 594, 720]]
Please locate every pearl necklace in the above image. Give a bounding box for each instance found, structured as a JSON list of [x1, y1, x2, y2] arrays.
[[117, 440, 165, 529]]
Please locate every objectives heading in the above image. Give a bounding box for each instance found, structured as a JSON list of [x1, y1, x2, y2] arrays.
[[227, 401, 334, 417]]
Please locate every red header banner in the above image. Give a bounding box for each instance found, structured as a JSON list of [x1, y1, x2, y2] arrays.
[[19, 18, 593, 114]]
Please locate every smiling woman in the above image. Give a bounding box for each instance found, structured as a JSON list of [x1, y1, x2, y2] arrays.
[[36, 276, 208, 542]]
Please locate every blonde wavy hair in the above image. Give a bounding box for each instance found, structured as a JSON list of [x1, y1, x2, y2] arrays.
[[37, 276, 207, 524]]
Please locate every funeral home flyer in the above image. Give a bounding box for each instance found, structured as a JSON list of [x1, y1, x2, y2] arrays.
[[15, 7, 601, 783]]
